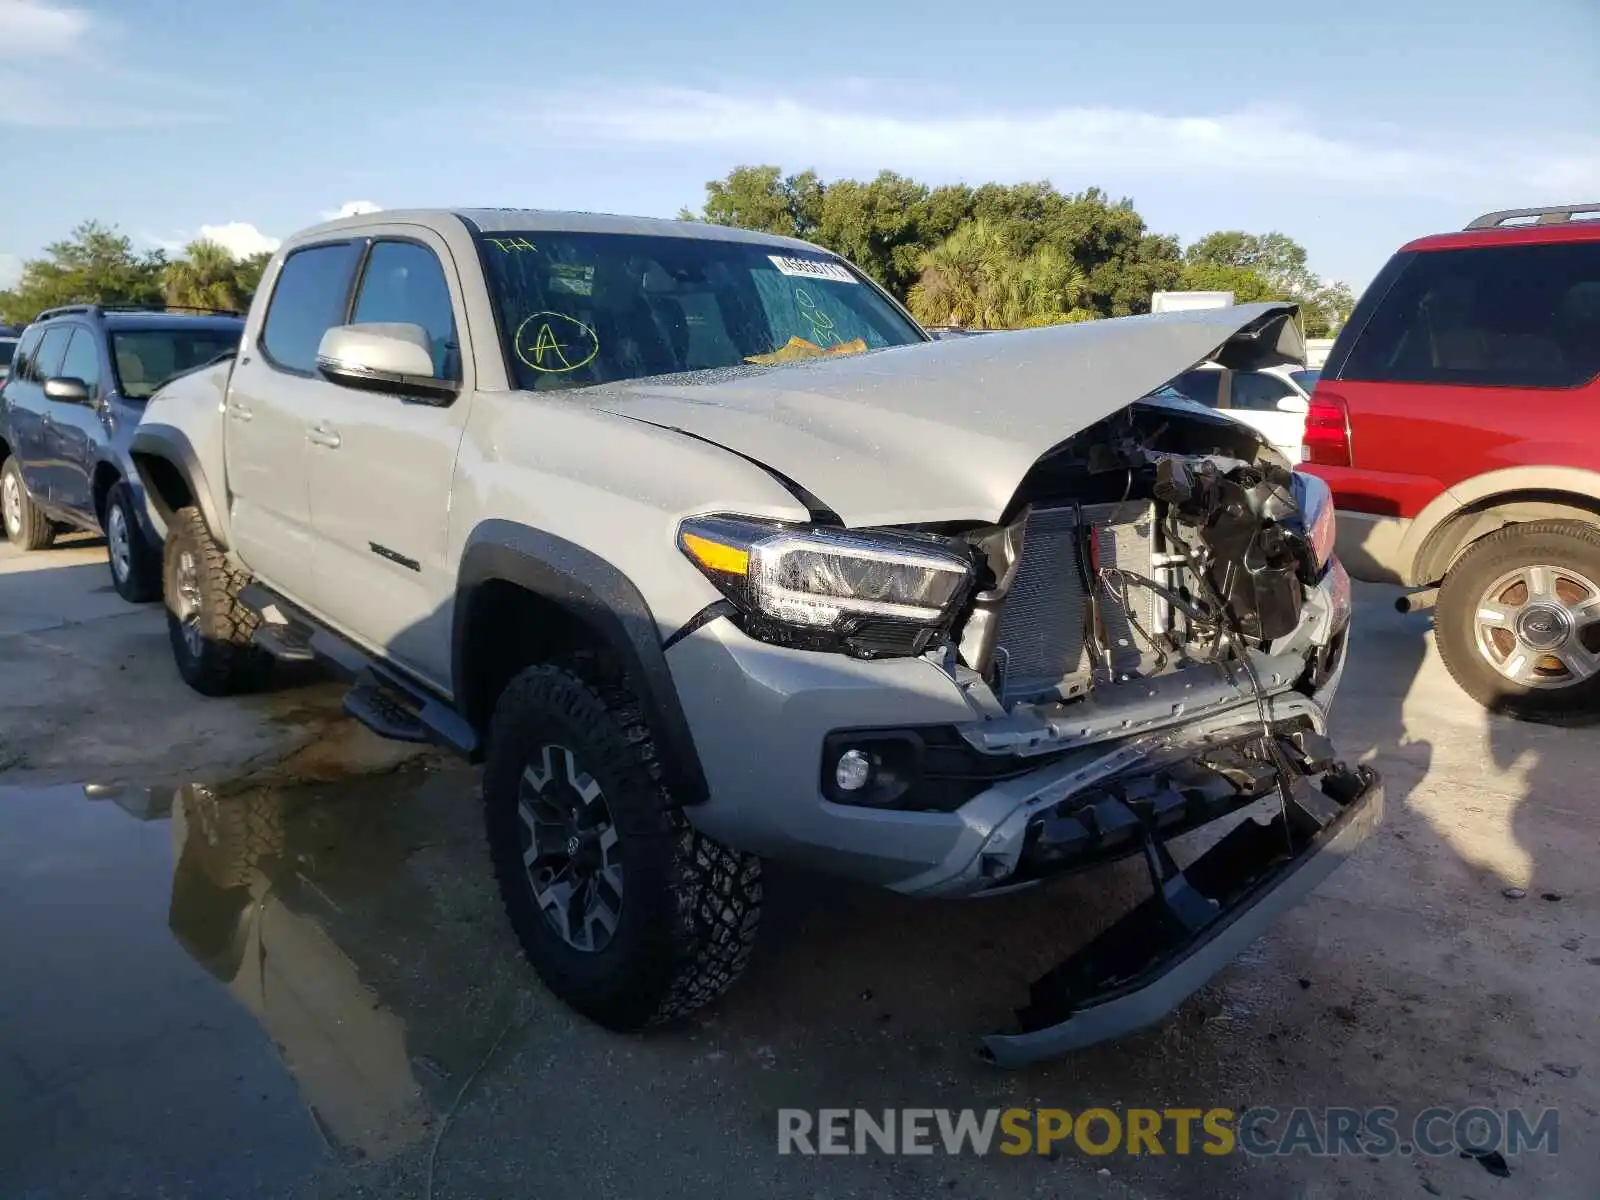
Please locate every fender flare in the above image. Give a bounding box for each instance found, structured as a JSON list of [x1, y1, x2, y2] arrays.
[[1402, 465, 1600, 585], [129, 423, 229, 549], [453, 519, 709, 804]]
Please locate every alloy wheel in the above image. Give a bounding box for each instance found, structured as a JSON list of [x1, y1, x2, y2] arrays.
[[2, 472, 20, 538], [1473, 563, 1600, 689], [108, 502, 131, 582], [172, 549, 205, 659], [517, 743, 624, 952]]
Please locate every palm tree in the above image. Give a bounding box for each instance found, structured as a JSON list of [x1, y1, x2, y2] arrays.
[[163, 240, 248, 314], [907, 220, 1006, 329], [908, 222, 1089, 330]]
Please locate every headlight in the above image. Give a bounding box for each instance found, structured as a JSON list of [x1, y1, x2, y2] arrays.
[[678, 515, 975, 658], [1291, 470, 1336, 571]]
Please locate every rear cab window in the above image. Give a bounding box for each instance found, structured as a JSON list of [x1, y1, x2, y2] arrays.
[[1337, 241, 1600, 389], [260, 241, 365, 374], [349, 240, 462, 382]]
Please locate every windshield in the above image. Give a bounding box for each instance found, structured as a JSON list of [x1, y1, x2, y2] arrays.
[[111, 327, 242, 399], [0, 339, 15, 374], [476, 231, 925, 392], [1289, 368, 1321, 392]]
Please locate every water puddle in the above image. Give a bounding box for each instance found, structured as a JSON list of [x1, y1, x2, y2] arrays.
[[0, 766, 522, 1197]]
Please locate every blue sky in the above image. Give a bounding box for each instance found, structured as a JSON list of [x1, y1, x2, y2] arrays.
[[2, 0, 1596, 295]]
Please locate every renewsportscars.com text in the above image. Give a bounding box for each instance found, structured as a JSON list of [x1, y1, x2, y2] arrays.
[[777, 1106, 1560, 1159]]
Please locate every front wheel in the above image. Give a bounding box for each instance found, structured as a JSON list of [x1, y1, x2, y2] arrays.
[[1435, 520, 1600, 723], [105, 482, 161, 603], [484, 664, 762, 1031], [162, 506, 270, 696], [1, 458, 54, 551]]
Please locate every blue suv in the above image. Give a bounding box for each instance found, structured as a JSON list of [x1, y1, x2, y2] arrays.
[[0, 305, 243, 600]]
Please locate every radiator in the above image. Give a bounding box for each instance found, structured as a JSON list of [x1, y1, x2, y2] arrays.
[[991, 501, 1160, 705]]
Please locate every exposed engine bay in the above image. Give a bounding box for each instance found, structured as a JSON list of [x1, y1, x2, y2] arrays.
[[948, 395, 1341, 726]]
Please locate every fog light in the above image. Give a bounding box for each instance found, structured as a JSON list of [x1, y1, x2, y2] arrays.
[[834, 749, 873, 792]]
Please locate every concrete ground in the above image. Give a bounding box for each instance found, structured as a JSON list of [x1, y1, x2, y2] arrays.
[[0, 536, 1594, 1200]]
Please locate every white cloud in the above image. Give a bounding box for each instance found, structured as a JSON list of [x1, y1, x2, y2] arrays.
[[145, 223, 281, 259], [0, 0, 89, 58], [197, 222, 280, 257], [0, 252, 22, 289], [485, 84, 1600, 203], [323, 201, 383, 220]]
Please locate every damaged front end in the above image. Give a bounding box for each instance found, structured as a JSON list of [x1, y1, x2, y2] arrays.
[[944, 399, 1380, 1062], [662, 304, 1380, 1061]]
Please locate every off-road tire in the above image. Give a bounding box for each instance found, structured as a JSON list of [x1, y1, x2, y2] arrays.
[[1436, 520, 1600, 724], [163, 505, 270, 696], [105, 481, 161, 603], [484, 663, 762, 1031], [1, 457, 54, 551]]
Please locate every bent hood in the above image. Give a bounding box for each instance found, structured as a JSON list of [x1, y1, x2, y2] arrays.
[[595, 301, 1302, 527]]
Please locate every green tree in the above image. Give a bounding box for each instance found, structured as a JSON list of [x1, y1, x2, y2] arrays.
[[164, 239, 254, 313], [0, 221, 165, 325], [684, 168, 1335, 326], [1185, 229, 1314, 296], [696, 165, 823, 239], [907, 220, 1089, 329], [234, 251, 272, 305], [1301, 280, 1355, 338], [1177, 261, 1280, 303], [813, 171, 934, 295]]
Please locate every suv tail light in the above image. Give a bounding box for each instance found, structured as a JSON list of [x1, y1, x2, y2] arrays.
[[1303, 391, 1352, 467]]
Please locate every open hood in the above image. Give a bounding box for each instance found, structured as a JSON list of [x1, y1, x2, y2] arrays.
[[596, 302, 1302, 528]]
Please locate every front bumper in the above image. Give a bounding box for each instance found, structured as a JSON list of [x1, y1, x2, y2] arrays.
[[667, 559, 1353, 893], [981, 761, 1383, 1065]]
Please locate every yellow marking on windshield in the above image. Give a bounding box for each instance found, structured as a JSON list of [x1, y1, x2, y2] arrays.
[[486, 236, 540, 253], [514, 311, 599, 373], [794, 287, 840, 347]]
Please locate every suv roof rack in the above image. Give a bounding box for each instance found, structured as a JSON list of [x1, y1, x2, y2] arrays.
[[31, 302, 245, 322], [1465, 203, 1600, 230]]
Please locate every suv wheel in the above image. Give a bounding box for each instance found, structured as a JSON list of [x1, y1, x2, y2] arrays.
[[162, 506, 269, 696], [105, 481, 161, 603], [1436, 520, 1600, 723], [484, 664, 762, 1031], [2, 458, 55, 551]]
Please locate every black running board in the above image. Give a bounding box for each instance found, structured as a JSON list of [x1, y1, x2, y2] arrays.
[[238, 584, 480, 759], [979, 763, 1384, 1066]]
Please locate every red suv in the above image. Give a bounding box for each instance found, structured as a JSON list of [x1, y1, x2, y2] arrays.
[[1304, 203, 1600, 723]]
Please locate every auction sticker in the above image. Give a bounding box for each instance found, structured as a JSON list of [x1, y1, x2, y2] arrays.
[[769, 255, 857, 284]]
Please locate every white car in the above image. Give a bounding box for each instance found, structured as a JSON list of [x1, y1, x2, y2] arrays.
[[1152, 362, 1321, 463]]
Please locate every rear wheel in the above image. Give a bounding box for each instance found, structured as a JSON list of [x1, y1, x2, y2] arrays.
[[1, 458, 54, 551], [162, 506, 269, 696], [1436, 520, 1600, 723], [105, 482, 161, 603]]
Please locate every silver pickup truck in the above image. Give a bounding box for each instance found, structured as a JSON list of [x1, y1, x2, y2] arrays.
[[132, 208, 1381, 1065]]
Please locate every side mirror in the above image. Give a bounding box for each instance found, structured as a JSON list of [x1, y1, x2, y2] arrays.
[[1276, 394, 1310, 415], [44, 376, 91, 404], [316, 323, 457, 403]]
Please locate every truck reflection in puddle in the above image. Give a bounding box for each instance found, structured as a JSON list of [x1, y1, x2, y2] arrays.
[[85, 779, 432, 1160]]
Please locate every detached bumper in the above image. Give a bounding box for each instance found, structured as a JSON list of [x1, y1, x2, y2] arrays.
[[980, 762, 1383, 1067]]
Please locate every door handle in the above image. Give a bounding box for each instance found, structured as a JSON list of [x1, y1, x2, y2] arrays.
[[229, 402, 253, 422], [307, 423, 342, 449]]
